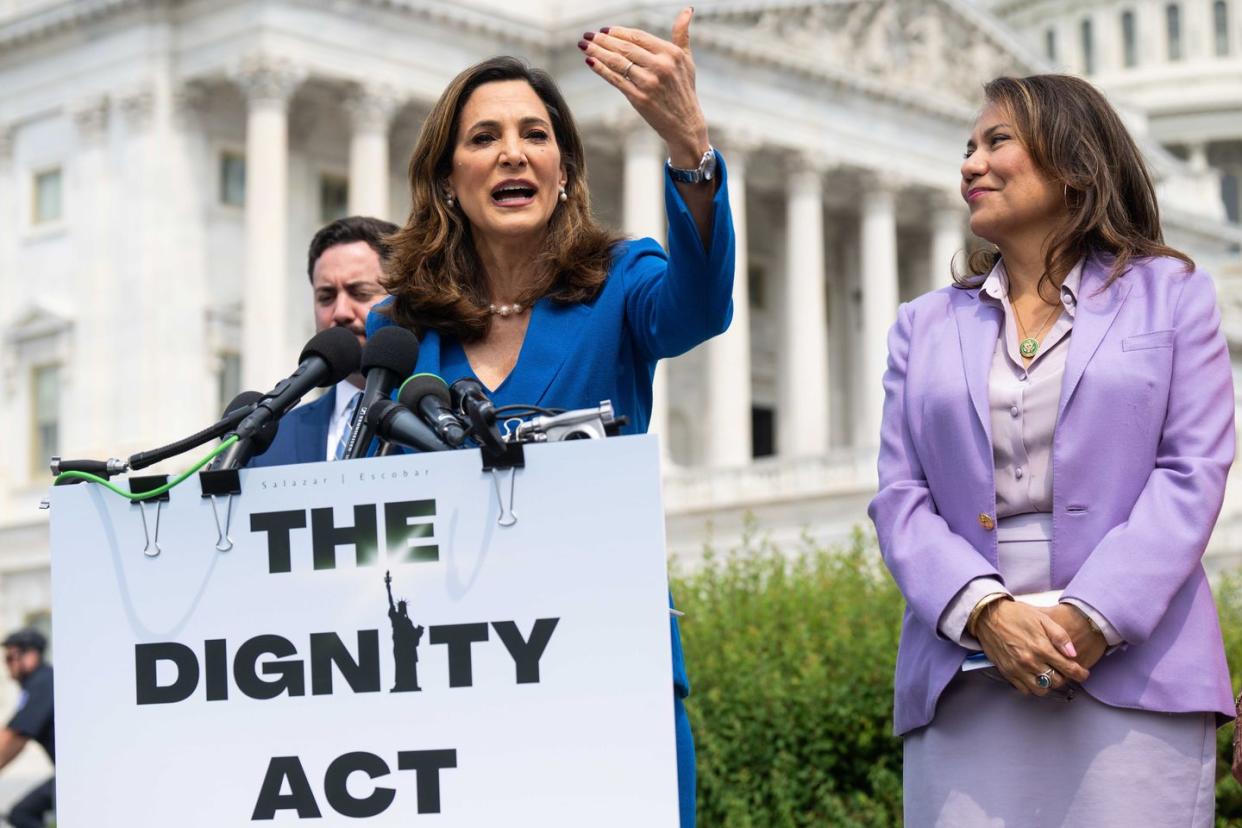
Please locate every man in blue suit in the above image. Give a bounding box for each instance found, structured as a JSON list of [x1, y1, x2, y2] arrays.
[[249, 215, 398, 467]]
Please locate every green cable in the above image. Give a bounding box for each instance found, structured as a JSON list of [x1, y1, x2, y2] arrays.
[[52, 436, 240, 501]]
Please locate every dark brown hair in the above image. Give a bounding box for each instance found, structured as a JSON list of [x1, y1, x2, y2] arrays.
[[956, 74, 1193, 294], [307, 215, 400, 282], [381, 56, 623, 341]]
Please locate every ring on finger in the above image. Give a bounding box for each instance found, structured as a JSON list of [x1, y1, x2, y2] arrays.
[[1035, 668, 1056, 689], [622, 60, 635, 81]]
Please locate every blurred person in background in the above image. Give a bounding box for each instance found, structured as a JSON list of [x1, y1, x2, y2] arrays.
[[870, 74, 1234, 826], [0, 629, 54, 828], [249, 214, 398, 466]]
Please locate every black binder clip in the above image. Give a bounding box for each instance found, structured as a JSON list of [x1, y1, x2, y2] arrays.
[[199, 469, 242, 552], [480, 442, 524, 527], [129, 475, 170, 558]]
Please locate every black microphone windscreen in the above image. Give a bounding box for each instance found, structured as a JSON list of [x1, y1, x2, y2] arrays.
[[222, 390, 265, 417], [398, 373, 451, 409], [299, 327, 362, 387], [361, 326, 421, 378]]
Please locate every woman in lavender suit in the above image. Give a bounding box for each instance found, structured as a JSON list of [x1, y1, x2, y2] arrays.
[[869, 74, 1235, 826]]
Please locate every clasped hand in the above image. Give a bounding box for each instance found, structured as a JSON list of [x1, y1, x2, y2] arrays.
[[580, 7, 711, 168], [974, 601, 1107, 696]]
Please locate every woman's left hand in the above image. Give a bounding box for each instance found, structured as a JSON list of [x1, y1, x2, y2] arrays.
[[580, 7, 711, 168], [1041, 604, 1108, 670]]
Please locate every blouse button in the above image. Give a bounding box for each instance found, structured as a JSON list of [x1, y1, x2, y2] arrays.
[[1010, 405, 1020, 417], [1015, 467, 1024, 479]]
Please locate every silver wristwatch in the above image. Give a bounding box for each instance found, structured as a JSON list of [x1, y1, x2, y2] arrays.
[[667, 147, 717, 184]]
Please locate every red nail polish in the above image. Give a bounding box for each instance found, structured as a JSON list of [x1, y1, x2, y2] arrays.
[[600, 26, 611, 34], [583, 31, 595, 40], [577, 40, 588, 50], [585, 57, 596, 67]]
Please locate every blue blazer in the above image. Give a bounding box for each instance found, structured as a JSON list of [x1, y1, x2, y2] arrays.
[[248, 386, 336, 467], [367, 155, 735, 828]]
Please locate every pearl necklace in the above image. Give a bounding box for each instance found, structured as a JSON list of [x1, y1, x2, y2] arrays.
[[488, 302, 525, 318]]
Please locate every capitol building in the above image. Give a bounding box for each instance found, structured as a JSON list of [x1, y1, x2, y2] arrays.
[[2, 0, 1242, 802]]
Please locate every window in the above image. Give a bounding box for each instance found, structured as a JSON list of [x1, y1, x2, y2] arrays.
[[31, 364, 60, 477], [1081, 18, 1096, 74], [751, 406, 775, 459], [1121, 10, 1138, 67], [220, 152, 246, 206], [747, 263, 767, 309], [217, 352, 241, 415], [32, 168, 62, 224], [319, 174, 349, 223], [1045, 28, 1058, 62], [1167, 3, 1183, 60], [1215, 0, 1230, 56], [1223, 172, 1240, 225]]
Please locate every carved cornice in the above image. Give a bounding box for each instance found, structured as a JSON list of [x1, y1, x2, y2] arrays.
[[0, 0, 150, 50], [682, 0, 1044, 124]]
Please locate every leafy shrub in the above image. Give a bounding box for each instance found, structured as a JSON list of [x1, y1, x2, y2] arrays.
[[672, 523, 904, 827], [674, 524, 1242, 827]]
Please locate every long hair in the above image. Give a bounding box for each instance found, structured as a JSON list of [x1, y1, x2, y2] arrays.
[[956, 74, 1193, 293], [381, 56, 623, 341]]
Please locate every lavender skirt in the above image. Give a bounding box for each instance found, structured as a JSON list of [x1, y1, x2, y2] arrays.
[[903, 514, 1217, 827]]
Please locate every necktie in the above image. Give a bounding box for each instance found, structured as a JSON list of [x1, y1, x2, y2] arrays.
[[334, 390, 363, 461]]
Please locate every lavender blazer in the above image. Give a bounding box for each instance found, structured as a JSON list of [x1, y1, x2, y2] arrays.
[[868, 253, 1236, 736]]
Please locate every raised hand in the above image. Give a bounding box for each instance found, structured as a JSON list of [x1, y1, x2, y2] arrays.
[[579, 7, 711, 169]]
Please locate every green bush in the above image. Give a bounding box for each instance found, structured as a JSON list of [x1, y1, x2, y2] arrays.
[[673, 524, 1242, 828], [672, 523, 904, 827]]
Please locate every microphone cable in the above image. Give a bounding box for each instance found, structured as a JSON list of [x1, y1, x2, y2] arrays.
[[53, 436, 239, 502]]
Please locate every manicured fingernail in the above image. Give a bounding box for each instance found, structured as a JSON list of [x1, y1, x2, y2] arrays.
[[600, 26, 611, 33], [585, 57, 596, 67], [1064, 642, 1077, 658], [578, 40, 589, 50], [583, 31, 595, 40]]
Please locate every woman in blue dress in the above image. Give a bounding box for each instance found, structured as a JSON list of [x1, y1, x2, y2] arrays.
[[368, 8, 734, 826]]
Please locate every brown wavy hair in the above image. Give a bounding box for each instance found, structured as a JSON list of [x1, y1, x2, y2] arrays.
[[380, 56, 623, 341], [955, 74, 1193, 294]]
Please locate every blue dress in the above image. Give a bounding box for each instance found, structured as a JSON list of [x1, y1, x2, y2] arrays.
[[368, 153, 735, 826]]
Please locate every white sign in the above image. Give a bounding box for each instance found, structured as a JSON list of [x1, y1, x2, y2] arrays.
[[50, 436, 678, 826]]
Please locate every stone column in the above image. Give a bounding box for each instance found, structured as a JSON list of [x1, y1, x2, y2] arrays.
[[778, 153, 830, 458], [237, 57, 303, 392], [856, 182, 900, 450], [928, 193, 965, 294], [701, 137, 754, 467], [69, 96, 114, 457], [345, 86, 399, 219], [622, 126, 671, 457]]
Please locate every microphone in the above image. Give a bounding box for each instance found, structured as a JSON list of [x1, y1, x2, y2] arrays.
[[450, 378, 504, 451], [236, 327, 361, 441], [212, 390, 281, 470], [342, 327, 422, 460], [399, 374, 467, 448], [365, 399, 452, 453]]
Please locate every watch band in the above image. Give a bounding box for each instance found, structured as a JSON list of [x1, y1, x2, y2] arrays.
[[667, 147, 716, 184]]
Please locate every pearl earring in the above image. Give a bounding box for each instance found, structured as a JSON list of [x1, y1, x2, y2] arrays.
[[445, 192, 455, 208], [558, 187, 567, 203]]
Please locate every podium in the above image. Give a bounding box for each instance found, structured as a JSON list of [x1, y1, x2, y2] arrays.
[[49, 435, 679, 826]]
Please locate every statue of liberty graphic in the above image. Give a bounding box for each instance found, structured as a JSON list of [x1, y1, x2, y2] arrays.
[[384, 570, 424, 692]]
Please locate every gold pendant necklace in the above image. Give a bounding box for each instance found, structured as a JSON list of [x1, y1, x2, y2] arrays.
[[1013, 299, 1059, 360]]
